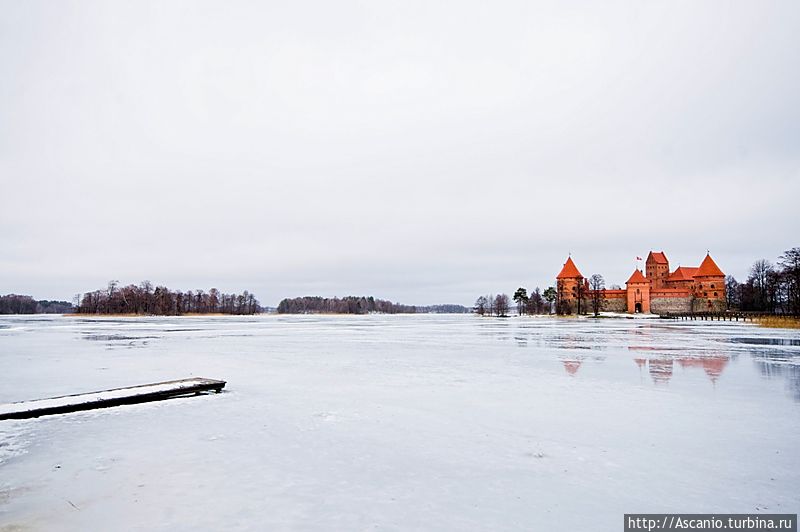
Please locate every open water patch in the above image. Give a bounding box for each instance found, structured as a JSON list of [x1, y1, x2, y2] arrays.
[[728, 337, 800, 347]]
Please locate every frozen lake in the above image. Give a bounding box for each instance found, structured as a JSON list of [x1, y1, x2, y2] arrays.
[[1, 314, 798, 530]]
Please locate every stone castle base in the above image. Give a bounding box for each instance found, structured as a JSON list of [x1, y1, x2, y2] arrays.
[[562, 296, 725, 315], [651, 297, 692, 314]]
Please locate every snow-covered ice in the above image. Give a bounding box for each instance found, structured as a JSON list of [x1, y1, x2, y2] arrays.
[[0, 314, 798, 530]]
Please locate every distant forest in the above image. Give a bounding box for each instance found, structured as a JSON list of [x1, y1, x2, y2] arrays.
[[277, 296, 468, 314], [75, 281, 260, 315], [0, 294, 73, 314], [726, 247, 800, 315]]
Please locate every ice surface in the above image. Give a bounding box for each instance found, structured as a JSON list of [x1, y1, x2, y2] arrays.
[[0, 314, 798, 531]]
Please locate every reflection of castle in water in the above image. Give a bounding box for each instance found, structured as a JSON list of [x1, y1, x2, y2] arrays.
[[678, 356, 728, 383], [636, 356, 729, 385], [560, 353, 731, 384], [560, 353, 605, 376], [552, 329, 798, 402], [647, 358, 674, 384], [562, 359, 582, 375]]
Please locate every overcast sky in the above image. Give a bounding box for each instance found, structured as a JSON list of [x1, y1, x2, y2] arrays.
[[1, 1, 798, 306]]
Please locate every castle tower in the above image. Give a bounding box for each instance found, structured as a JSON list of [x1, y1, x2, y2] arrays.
[[645, 251, 670, 289], [693, 253, 726, 311], [556, 256, 585, 314], [626, 268, 650, 313]]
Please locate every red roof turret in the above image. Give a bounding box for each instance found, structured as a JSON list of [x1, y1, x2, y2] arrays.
[[557, 257, 584, 279], [695, 254, 724, 277], [626, 269, 647, 284]]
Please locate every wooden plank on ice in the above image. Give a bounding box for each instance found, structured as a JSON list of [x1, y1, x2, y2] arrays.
[[0, 377, 226, 421]]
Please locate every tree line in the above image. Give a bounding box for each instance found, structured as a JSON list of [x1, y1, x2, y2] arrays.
[[0, 294, 74, 314], [474, 287, 560, 317], [75, 281, 260, 315], [725, 247, 800, 315], [473, 294, 509, 317], [417, 304, 470, 314], [276, 296, 468, 314]]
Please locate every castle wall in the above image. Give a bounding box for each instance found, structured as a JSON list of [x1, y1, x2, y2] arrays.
[[584, 290, 628, 313], [560, 297, 588, 314], [603, 290, 627, 299], [650, 289, 691, 297], [601, 297, 627, 312], [572, 296, 726, 314], [664, 280, 693, 290], [650, 297, 693, 314], [692, 298, 726, 312]]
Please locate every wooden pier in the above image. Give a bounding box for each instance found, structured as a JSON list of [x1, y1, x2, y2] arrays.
[[659, 311, 768, 322], [0, 377, 226, 421]]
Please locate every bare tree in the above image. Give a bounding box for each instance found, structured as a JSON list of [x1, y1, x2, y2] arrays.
[[474, 295, 488, 316], [575, 279, 586, 315], [107, 280, 119, 314], [526, 287, 544, 314], [589, 274, 605, 317], [746, 259, 775, 311], [494, 294, 510, 317], [725, 275, 740, 310], [778, 247, 800, 315], [208, 288, 220, 313]]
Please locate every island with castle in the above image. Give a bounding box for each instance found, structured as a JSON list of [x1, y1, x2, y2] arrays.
[[556, 251, 726, 314]]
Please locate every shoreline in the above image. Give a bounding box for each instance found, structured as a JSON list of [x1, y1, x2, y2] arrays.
[[64, 312, 258, 318], [3, 312, 798, 329]]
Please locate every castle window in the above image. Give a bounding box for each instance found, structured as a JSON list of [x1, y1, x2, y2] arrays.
[[704, 292, 708, 297], [714, 292, 718, 297], [710, 284, 715, 289]]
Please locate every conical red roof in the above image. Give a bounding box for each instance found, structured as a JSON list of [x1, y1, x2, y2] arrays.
[[626, 269, 647, 284], [695, 254, 724, 277], [556, 257, 583, 279]]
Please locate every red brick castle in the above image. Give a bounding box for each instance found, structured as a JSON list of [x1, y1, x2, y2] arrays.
[[556, 251, 726, 314]]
